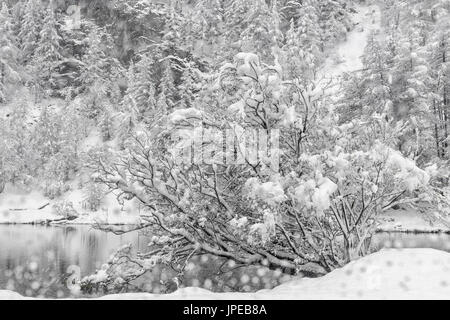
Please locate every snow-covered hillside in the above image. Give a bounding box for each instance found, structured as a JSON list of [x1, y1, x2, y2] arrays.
[[322, 3, 381, 78]]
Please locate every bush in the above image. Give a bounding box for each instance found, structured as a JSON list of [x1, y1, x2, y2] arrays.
[[52, 201, 79, 220]]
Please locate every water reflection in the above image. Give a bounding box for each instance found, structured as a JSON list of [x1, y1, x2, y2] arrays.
[[2, 225, 449, 298], [0, 224, 149, 298]]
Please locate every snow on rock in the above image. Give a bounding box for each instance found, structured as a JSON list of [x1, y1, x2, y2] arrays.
[[1, 249, 449, 300], [168, 108, 203, 123]]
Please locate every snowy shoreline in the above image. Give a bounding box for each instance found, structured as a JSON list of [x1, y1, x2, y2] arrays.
[[0, 210, 143, 226], [1, 248, 449, 300], [1, 207, 449, 233], [0, 186, 143, 226]]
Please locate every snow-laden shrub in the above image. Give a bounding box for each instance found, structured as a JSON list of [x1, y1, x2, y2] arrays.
[[52, 201, 79, 220], [87, 52, 441, 290]]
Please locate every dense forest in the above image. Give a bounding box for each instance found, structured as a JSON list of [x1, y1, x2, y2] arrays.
[[1, 0, 450, 295]]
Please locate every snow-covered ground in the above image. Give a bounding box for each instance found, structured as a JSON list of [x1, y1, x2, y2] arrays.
[[1, 249, 449, 300], [378, 208, 450, 233], [322, 3, 381, 78], [317, 3, 381, 101], [0, 185, 142, 225]]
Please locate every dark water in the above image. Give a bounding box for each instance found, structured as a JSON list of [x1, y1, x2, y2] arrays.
[[0, 225, 288, 298], [1, 225, 449, 298], [0, 224, 151, 298]]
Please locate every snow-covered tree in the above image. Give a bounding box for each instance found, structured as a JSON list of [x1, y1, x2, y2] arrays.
[[316, 0, 351, 51], [87, 52, 437, 291], [124, 53, 157, 120], [427, 17, 450, 159], [0, 99, 32, 186], [178, 65, 196, 109], [225, 0, 283, 62], [33, 1, 63, 92], [0, 2, 20, 103], [77, 24, 124, 119], [281, 19, 318, 83], [157, 59, 176, 110], [18, 0, 43, 63]]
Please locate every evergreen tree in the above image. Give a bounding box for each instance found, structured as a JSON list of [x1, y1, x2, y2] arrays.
[[194, 0, 225, 46], [317, 0, 350, 51], [427, 18, 450, 158], [78, 24, 124, 118], [178, 66, 196, 109], [296, 1, 322, 58], [34, 1, 63, 92], [360, 32, 393, 117], [0, 3, 20, 103], [281, 19, 317, 82], [225, 0, 282, 61], [18, 0, 43, 63], [133, 54, 157, 117], [158, 59, 176, 110]]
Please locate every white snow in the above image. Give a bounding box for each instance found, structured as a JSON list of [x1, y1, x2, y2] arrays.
[[245, 178, 287, 205], [321, 4, 382, 80], [168, 108, 203, 123], [0, 185, 142, 225], [378, 208, 450, 233], [1, 249, 449, 300]]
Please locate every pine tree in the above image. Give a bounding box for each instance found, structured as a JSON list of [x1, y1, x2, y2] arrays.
[[296, 1, 321, 58], [3, 100, 31, 184], [34, 1, 63, 91], [78, 26, 108, 91], [78, 24, 124, 118], [0, 3, 20, 103], [360, 33, 393, 117], [158, 60, 176, 110], [281, 19, 317, 83], [19, 0, 43, 63], [225, 0, 282, 61], [99, 109, 114, 142], [33, 107, 62, 159], [178, 66, 195, 109], [391, 29, 429, 121], [194, 0, 224, 47], [427, 18, 450, 158], [316, 0, 350, 51], [133, 54, 157, 117], [156, 89, 169, 113]]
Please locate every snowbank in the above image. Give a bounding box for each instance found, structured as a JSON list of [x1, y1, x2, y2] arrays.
[[1, 249, 449, 300], [0, 187, 60, 224], [97, 249, 450, 300]]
